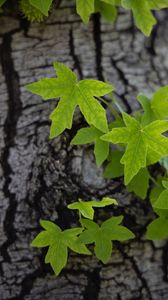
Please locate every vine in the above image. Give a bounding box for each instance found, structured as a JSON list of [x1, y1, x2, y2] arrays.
[[1, 0, 167, 279], [32, 198, 135, 275], [0, 0, 168, 35], [26, 62, 168, 275]]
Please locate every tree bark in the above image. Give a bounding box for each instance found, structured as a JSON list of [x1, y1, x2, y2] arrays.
[[0, 2, 168, 299]]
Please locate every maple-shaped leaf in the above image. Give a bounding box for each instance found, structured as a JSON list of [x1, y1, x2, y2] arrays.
[[71, 126, 109, 167], [78, 216, 134, 263], [127, 168, 150, 200], [30, 0, 53, 16], [26, 62, 113, 138], [122, 0, 156, 36], [68, 197, 118, 219], [31, 220, 91, 275], [101, 113, 168, 184]]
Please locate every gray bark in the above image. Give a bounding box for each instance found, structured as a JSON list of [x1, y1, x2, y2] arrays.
[[0, 2, 168, 299]]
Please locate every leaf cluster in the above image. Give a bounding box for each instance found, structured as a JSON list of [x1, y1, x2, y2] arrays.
[[0, 0, 52, 21], [26, 63, 168, 194], [27, 64, 168, 274], [32, 197, 134, 275], [76, 0, 168, 36], [1, 0, 168, 35]]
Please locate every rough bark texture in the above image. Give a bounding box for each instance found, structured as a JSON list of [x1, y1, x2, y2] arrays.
[[0, 1, 168, 299]]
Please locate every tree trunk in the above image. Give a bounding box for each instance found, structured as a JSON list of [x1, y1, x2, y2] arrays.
[[0, 2, 168, 299]]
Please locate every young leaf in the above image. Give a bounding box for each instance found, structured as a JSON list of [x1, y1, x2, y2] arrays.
[[78, 216, 134, 263], [151, 86, 168, 120], [101, 113, 168, 184], [26, 62, 113, 138], [32, 220, 91, 275], [68, 197, 118, 220], [95, 0, 117, 22], [76, 0, 95, 23], [148, 0, 168, 9], [103, 150, 124, 179], [127, 168, 150, 200], [30, 0, 53, 16], [122, 0, 156, 36], [153, 189, 168, 210], [71, 126, 109, 167], [137, 94, 156, 126], [146, 217, 168, 240]]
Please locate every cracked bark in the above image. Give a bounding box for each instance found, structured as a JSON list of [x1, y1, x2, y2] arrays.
[[0, 2, 168, 299]]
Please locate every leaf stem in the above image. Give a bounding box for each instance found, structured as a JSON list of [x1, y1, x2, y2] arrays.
[[149, 174, 158, 186], [97, 96, 121, 120]]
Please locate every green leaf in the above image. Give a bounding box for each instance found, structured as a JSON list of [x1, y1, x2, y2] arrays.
[[148, 0, 168, 9], [76, 0, 95, 23], [94, 231, 113, 263], [150, 177, 168, 218], [0, 0, 6, 7], [80, 218, 99, 230], [101, 215, 124, 227], [151, 86, 168, 120], [45, 242, 68, 275], [153, 189, 168, 210], [71, 126, 101, 144], [127, 168, 150, 200], [29, 0, 53, 16], [26, 62, 113, 138], [103, 225, 135, 241], [146, 217, 168, 240], [31, 231, 53, 247], [137, 94, 156, 126], [40, 219, 61, 233], [145, 120, 168, 165], [31, 220, 91, 275], [91, 197, 118, 207], [95, 0, 117, 22], [79, 216, 134, 263], [94, 138, 109, 167], [150, 182, 164, 206], [62, 228, 91, 255], [121, 0, 156, 36], [163, 180, 168, 189], [71, 126, 109, 167], [103, 150, 124, 179], [101, 113, 168, 184], [68, 197, 117, 219], [67, 238, 91, 255], [100, 0, 118, 4]]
